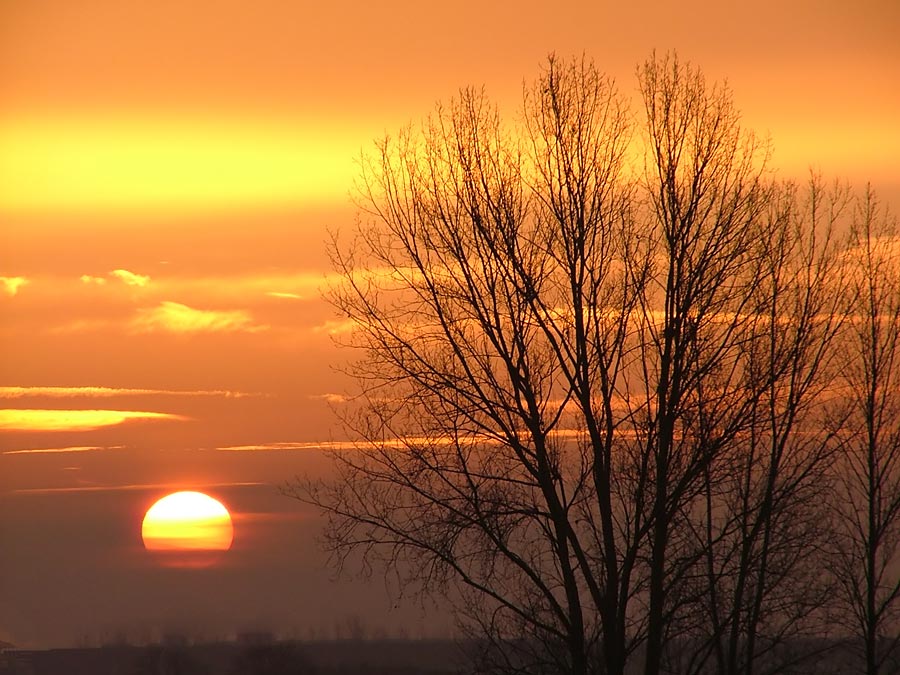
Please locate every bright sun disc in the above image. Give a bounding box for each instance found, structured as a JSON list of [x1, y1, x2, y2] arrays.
[[142, 491, 234, 553]]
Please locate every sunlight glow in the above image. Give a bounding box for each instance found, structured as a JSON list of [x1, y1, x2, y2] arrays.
[[0, 117, 356, 213]]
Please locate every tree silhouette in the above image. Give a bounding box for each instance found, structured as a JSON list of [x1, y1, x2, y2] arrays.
[[830, 189, 900, 675], [684, 178, 849, 675], [290, 53, 898, 675]]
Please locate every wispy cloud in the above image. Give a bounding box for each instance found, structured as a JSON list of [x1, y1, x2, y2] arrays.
[[309, 393, 350, 404], [0, 409, 187, 432], [132, 301, 266, 334], [218, 438, 479, 452], [148, 272, 333, 304], [313, 318, 356, 335], [266, 291, 302, 299], [216, 440, 409, 452], [1, 276, 29, 296], [218, 429, 616, 453], [110, 268, 151, 287], [49, 319, 113, 334], [218, 441, 348, 452], [2, 445, 124, 455], [0, 386, 259, 399], [11, 481, 266, 495]]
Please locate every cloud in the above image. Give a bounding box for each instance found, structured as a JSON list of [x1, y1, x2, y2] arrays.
[[1, 276, 29, 296], [313, 318, 356, 335], [217, 439, 425, 452], [151, 272, 333, 303], [309, 393, 350, 404], [79, 275, 107, 285], [217, 429, 624, 453], [0, 409, 187, 432], [266, 291, 302, 299], [2, 445, 124, 455], [0, 386, 259, 399], [110, 268, 151, 287], [218, 441, 351, 452], [49, 319, 113, 334], [12, 481, 266, 495], [131, 301, 266, 334]]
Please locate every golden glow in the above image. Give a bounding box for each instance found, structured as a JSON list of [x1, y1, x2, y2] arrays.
[[766, 122, 900, 179], [141, 491, 234, 552], [0, 117, 356, 214], [0, 409, 186, 432]]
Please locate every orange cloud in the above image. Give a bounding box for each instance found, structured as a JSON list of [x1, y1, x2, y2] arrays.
[[80, 274, 107, 285], [0, 409, 187, 432], [1, 276, 29, 296], [110, 268, 151, 287], [131, 301, 266, 334]]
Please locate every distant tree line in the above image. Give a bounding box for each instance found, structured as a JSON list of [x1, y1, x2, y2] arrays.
[[291, 53, 900, 675]]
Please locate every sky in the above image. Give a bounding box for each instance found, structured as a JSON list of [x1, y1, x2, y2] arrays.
[[1, 0, 899, 649]]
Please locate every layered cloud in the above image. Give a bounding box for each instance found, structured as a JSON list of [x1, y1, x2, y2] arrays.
[[3, 269, 339, 339], [0, 409, 187, 432], [131, 301, 266, 334]]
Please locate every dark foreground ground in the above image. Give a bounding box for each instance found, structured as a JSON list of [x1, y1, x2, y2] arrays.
[[1, 636, 894, 674], [0, 638, 464, 675]]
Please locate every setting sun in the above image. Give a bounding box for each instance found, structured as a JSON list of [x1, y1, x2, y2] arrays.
[[141, 491, 234, 553]]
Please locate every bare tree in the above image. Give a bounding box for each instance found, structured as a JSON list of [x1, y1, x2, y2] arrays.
[[830, 189, 900, 674], [299, 56, 638, 675], [630, 53, 776, 675], [288, 54, 848, 675], [681, 177, 850, 675]]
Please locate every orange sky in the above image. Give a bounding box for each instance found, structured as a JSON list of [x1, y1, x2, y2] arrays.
[[1, 0, 899, 648]]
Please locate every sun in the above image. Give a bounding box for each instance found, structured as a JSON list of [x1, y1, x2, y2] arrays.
[[142, 491, 234, 554]]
